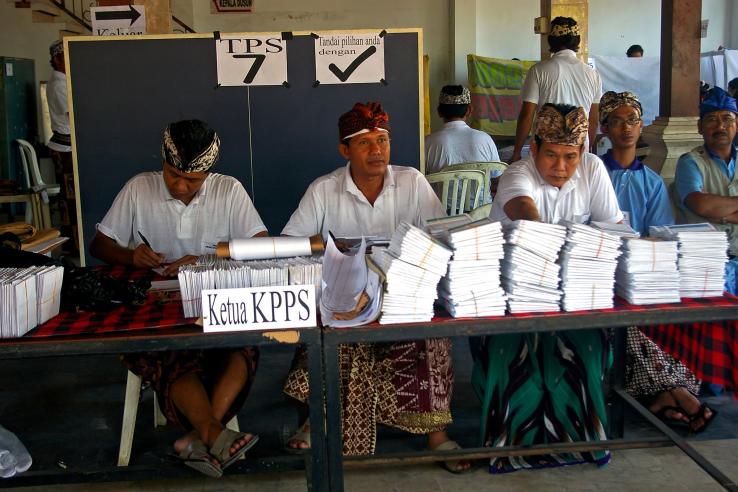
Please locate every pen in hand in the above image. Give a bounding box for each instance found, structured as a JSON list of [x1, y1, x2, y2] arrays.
[[138, 230, 152, 248]]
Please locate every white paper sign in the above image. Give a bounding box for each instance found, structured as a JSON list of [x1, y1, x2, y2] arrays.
[[216, 34, 288, 86], [201, 284, 316, 333], [314, 32, 385, 84], [91, 5, 146, 36]]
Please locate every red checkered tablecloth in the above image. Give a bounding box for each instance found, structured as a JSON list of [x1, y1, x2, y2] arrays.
[[25, 266, 194, 338]]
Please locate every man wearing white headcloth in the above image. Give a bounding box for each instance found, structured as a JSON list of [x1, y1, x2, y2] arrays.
[[281, 102, 470, 473], [90, 119, 267, 478]]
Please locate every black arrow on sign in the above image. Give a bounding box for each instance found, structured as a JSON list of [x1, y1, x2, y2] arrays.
[[94, 5, 141, 26]]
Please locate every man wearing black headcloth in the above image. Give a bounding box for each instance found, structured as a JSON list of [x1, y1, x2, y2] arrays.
[[91, 120, 267, 478]]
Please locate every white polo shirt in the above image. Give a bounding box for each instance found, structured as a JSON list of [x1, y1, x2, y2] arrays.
[[281, 163, 446, 239], [490, 153, 623, 226], [522, 49, 602, 117], [46, 70, 71, 152], [425, 121, 500, 174], [97, 171, 267, 261]]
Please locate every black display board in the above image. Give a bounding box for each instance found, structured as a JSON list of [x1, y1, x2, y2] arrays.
[[67, 31, 422, 265]]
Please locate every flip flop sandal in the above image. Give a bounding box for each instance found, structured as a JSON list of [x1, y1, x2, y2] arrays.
[[653, 405, 690, 427], [209, 429, 259, 471], [285, 419, 311, 454], [178, 439, 222, 478], [688, 403, 718, 434], [430, 440, 473, 474]]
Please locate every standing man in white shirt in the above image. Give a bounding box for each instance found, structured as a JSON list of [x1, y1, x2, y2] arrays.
[[46, 40, 77, 251], [425, 85, 500, 174], [282, 102, 470, 473], [511, 17, 602, 162], [479, 103, 620, 473], [90, 120, 267, 477]]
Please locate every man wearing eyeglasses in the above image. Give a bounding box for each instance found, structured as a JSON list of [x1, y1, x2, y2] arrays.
[[599, 91, 673, 235], [674, 87, 738, 293]]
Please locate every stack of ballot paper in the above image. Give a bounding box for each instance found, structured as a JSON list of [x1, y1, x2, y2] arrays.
[[371, 222, 452, 323], [615, 238, 681, 304], [438, 219, 507, 317], [559, 223, 621, 311], [426, 214, 472, 242], [590, 221, 640, 239], [178, 256, 323, 317], [501, 220, 567, 313], [650, 223, 728, 298], [1, 265, 64, 338]]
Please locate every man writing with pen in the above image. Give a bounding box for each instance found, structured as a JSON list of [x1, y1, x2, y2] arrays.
[[90, 119, 268, 477]]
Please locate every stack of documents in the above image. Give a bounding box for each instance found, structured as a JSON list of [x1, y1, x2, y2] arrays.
[[178, 255, 323, 317], [372, 222, 453, 323], [426, 214, 472, 242], [590, 221, 640, 239], [1, 265, 64, 338], [559, 223, 621, 311], [438, 218, 507, 317], [501, 220, 567, 313], [615, 238, 681, 304], [650, 223, 728, 298]]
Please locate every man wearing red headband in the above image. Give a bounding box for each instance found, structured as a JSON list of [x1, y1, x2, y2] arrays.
[[281, 102, 469, 472]]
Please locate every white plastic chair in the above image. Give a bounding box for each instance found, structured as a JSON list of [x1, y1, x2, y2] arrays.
[[468, 203, 492, 221], [426, 169, 485, 216], [444, 161, 508, 204], [118, 371, 240, 466], [15, 139, 61, 227]]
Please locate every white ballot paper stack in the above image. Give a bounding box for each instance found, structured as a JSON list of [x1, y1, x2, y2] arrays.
[[178, 255, 323, 317], [1, 265, 64, 338], [559, 223, 621, 311], [371, 222, 453, 324], [650, 223, 728, 298], [438, 218, 507, 317], [501, 220, 567, 313], [615, 238, 680, 304]]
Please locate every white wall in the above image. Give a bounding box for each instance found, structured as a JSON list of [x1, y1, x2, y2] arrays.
[[190, 0, 451, 130], [475, 0, 539, 61]]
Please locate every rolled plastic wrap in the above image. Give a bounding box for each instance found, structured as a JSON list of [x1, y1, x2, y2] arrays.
[[216, 235, 325, 260]]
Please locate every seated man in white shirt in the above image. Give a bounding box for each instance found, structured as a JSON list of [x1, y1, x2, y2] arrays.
[[282, 102, 469, 472], [425, 85, 500, 174], [479, 104, 621, 473], [90, 120, 267, 477]]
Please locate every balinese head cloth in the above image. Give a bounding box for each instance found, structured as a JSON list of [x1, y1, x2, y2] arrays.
[[535, 104, 588, 146], [599, 91, 642, 125], [338, 102, 391, 142], [162, 121, 220, 173]]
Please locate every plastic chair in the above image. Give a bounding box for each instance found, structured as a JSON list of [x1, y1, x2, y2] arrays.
[[426, 169, 485, 216], [444, 161, 509, 204], [15, 140, 60, 228], [118, 371, 240, 466]]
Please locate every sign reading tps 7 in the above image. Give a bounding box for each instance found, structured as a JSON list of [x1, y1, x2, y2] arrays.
[[201, 285, 316, 333]]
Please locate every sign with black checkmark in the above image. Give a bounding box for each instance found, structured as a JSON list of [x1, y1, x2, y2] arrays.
[[314, 32, 385, 84]]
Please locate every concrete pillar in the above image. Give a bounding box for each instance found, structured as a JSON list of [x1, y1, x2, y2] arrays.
[[642, 0, 703, 179], [540, 0, 589, 62]]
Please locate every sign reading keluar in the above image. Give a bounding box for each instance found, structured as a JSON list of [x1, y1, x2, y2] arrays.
[[201, 285, 316, 333], [91, 5, 146, 36], [215, 34, 288, 86], [314, 32, 385, 84]]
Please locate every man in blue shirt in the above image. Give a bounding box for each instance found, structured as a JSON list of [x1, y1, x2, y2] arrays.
[[599, 91, 673, 235], [673, 87, 738, 294]]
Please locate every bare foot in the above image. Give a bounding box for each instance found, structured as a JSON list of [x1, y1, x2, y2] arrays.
[[669, 387, 714, 432], [206, 424, 256, 459], [173, 430, 200, 455]]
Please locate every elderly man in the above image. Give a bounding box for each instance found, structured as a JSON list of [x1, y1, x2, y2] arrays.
[[479, 103, 619, 473], [282, 102, 469, 472], [599, 92, 713, 433], [674, 87, 738, 295], [511, 17, 602, 162], [90, 119, 267, 477]]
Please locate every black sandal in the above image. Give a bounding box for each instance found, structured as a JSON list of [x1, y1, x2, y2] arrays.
[[687, 403, 718, 434], [653, 405, 690, 426]]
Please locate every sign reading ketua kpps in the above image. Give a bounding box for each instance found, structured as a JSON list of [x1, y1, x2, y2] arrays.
[[201, 285, 316, 333]]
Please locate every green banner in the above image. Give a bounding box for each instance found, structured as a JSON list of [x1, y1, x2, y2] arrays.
[[467, 54, 536, 136]]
